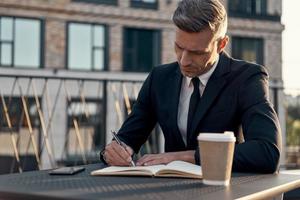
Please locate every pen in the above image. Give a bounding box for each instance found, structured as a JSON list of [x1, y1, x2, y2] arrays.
[[111, 131, 136, 167]]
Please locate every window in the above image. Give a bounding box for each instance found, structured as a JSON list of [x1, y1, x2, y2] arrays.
[[228, 0, 279, 21], [0, 97, 40, 173], [232, 37, 264, 65], [67, 23, 107, 71], [131, 0, 158, 10], [72, 0, 118, 6], [66, 99, 105, 159], [0, 97, 40, 131], [123, 28, 161, 72], [0, 17, 42, 68], [229, 0, 266, 15]]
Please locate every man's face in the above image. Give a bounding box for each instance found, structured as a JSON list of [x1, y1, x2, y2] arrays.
[[174, 28, 224, 77]]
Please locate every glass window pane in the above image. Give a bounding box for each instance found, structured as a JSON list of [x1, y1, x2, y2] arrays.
[[68, 23, 92, 70], [245, 0, 252, 13], [242, 49, 256, 62], [232, 37, 263, 65], [133, 0, 156, 2], [256, 0, 262, 14], [1, 43, 12, 65], [67, 99, 105, 154], [131, 0, 158, 9], [229, 0, 266, 15], [242, 40, 256, 62], [93, 25, 104, 48], [123, 28, 161, 72], [14, 19, 40, 67], [93, 49, 104, 70], [142, 0, 156, 3], [0, 17, 13, 41]]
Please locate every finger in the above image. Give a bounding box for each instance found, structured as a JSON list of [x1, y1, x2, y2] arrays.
[[136, 154, 149, 166], [137, 154, 156, 166], [144, 157, 167, 166], [105, 148, 129, 166], [110, 142, 129, 163], [137, 153, 172, 166], [111, 141, 132, 163], [105, 147, 129, 166], [124, 146, 134, 163], [124, 145, 134, 156], [105, 142, 130, 166]]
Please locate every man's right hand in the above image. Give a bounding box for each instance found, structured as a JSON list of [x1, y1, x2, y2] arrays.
[[103, 141, 134, 166]]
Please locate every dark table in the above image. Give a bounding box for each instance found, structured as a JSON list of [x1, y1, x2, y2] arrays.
[[0, 163, 300, 200]]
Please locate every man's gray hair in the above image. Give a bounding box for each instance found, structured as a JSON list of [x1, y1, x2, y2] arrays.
[[172, 0, 228, 39]]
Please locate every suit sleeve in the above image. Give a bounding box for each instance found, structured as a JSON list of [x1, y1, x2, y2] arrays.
[[233, 68, 282, 173], [116, 70, 157, 153]]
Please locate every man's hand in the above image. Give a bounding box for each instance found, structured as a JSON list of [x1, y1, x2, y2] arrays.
[[136, 150, 195, 166], [103, 141, 134, 166]]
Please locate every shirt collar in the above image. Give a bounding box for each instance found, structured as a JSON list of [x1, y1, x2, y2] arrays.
[[186, 54, 219, 87]]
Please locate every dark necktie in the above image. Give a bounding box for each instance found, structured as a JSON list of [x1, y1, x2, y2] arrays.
[[187, 77, 200, 141]]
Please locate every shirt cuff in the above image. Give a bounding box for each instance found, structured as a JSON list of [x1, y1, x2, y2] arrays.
[[99, 149, 108, 165]]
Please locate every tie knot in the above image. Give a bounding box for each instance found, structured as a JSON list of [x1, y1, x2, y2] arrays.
[[191, 77, 200, 88]]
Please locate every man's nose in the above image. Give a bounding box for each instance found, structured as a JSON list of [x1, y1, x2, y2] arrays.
[[180, 50, 192, 67]]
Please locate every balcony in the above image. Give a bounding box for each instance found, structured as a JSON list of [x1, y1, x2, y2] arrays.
[[0, 67, 161, 173], [0, 67, 289, 174]]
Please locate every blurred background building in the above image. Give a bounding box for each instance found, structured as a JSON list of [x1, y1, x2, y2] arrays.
[[0, 0, 291, 173]]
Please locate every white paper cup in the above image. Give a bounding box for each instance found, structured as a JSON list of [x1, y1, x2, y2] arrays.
[[198, 131, 236, 186]]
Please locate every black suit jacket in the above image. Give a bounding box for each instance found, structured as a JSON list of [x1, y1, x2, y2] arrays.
[[117, 52, 281, 173]]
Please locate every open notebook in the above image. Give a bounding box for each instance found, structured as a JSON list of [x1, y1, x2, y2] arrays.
[[91, 160, 202, 179]]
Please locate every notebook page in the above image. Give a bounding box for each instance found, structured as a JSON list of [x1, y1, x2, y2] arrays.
[[165, 161, 202, 175]]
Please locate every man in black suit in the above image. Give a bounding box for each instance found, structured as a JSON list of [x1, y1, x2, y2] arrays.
[[102, 0, 281, 173]]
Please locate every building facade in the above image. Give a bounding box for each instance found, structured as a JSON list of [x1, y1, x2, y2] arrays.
[[0, 0, 284, 171]]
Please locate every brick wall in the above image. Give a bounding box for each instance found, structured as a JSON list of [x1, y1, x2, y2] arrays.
[[45, 19, 66, 69], [228, 18, 284, 79], [0, 0, 283, 74], [0, 0, 179, 70]]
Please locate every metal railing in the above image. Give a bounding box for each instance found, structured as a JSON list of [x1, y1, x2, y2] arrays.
[[0, 68, 163, 174], [0, 68, 290, 173]]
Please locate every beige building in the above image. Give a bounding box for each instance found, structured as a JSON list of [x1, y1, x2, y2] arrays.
[[0, 0, 284, 171]]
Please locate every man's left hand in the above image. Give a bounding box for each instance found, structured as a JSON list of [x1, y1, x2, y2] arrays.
[[136, 150, 195, 166]]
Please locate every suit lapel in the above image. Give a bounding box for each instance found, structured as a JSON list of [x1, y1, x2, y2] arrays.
[[189, 52, 231, 142], [189, 78, 227, 135], [168, 64, 185, 147]]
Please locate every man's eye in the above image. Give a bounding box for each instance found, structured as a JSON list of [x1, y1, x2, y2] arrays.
[[175, 45, 183, 50]]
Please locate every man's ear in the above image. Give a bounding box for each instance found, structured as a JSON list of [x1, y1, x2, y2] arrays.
[[217, 35, 229, 53]]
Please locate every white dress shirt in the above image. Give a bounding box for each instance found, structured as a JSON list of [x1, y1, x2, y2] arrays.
[[177, 55, 220, 145]]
